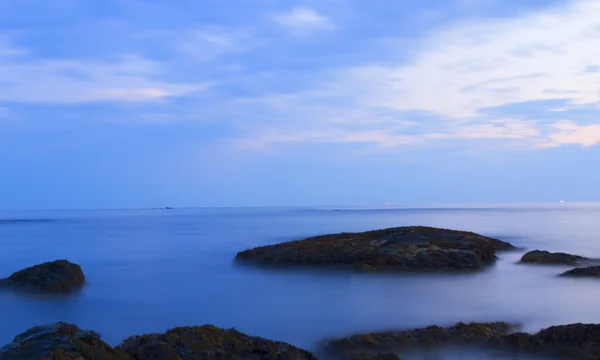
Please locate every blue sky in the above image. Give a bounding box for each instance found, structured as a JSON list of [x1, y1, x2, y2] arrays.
[[1, 0, 599, 209]]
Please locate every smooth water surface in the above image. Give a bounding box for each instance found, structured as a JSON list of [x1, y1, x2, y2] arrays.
[[1, 203, 599, 359]]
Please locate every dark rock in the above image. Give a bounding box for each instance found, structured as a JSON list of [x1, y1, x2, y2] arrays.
[[559, 265, 600, 277], [491, 323, 600, 360], [236, 226, 515, 272], [343, 354, 402, 360], [520, 250, 592, 266], [324, 322, 513, 357], [116, 324, 317, 360], [0, 322, 129, 360], [0, 260, 85, 293]]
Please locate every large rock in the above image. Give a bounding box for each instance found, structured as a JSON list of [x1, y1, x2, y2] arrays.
[[324, 322, 513, 357], [0, 260, 85, 293], [520, 250, 593, 266], [559, 265, 600, 278], [236, 226, 515, 272], [116, 324, 317, 360], [0, 322, 129, 360]]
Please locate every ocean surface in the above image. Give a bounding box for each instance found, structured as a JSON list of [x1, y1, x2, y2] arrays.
[[1, 203, 600, 359]]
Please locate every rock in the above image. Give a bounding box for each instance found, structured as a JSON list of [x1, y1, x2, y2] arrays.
[[0, 322, 129, 360], [236, 226, 515, 272], [491, 323, 600, 360], [116, 324, 317, 360], [0, 260, 85, 293], [324, 322, 513, 357], [520, 250, 592, 265], [343, 354, 402, 360], [559, 265, 600, 277]]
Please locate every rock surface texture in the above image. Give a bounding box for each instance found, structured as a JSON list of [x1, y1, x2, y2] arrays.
[[116, 324, 317, 360], [236, 226, 515, 272], [520, 250, 592, 265], [0, 322, 129, 360], [0, 260, 85, 293]]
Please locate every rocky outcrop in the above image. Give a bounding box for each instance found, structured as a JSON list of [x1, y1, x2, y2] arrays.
[[0, 260, 85, 293], [559, 265, 600, 278], [520, 250, 593, 265], [236, 226, 515, 272], [0, 322, 129, 360], [324, 322, 513, 357], [116, 324, 317, 360], [491, 323, 600, 360], [0, 323, 317, 360], [326, 321, 600, 360]]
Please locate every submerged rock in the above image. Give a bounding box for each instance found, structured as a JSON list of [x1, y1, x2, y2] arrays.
[[236, 226, 515, 272], [0, 259, 85, 293], [559, 265, 600, 278], [0, 322, 129, 360], [324, 322, 513, 357], [520, 250, 592, 265], [116, 324, 317, 360]]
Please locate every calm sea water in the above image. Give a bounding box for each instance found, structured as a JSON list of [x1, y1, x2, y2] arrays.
[[1, 203, 599, 359]]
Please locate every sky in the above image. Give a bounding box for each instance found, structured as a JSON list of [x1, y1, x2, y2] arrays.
[[1, 0, 599, 209]]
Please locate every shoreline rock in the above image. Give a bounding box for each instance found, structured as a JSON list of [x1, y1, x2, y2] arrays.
[[0, 260, 85, 293], [559, 265, 600, 278], [236, 226, 515, 272], [0, 322, 129, 360], [0, 323, 317, 360], [490, 323, 600, 359], [324, 322, 514, 357], [325, 322, 600, 360], [116, 324, 317, 360], [519, 250, 594, 266]]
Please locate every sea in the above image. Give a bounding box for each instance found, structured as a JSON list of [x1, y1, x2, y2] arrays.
[[1, 203, 599, 359]]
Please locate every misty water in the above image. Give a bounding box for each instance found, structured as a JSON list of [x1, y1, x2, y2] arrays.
[[1, 204, 599, 359]]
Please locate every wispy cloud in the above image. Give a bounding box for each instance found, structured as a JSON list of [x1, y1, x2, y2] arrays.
[[270, 7, 334, 36], [0, 42, 205, 103], [331, 0, 600, 118], [545, 121, 600, 147], [229, 0, 600, 150]]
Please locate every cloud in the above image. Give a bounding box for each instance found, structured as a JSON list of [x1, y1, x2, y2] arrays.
[[328, 0, 600, 119], [177, 27, 251, 61], [229, 0, 600, 150], [270, 7, 334, 36], [0, 44, 205, 103], [545, 121, 600, 147]]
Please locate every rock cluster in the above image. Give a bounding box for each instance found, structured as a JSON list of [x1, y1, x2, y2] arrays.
[[0, 323, 317, 360]]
